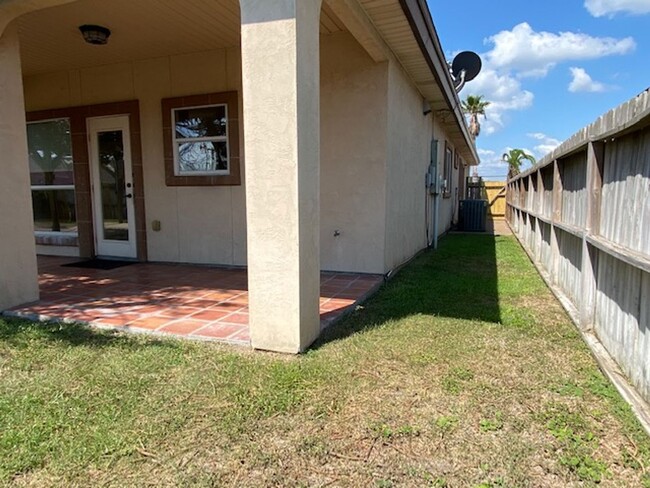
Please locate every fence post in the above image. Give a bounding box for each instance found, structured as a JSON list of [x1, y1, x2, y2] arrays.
[[580, 141, 605, 331], [533, 170, 542, 258], [550, 160, 562, 283], [505, 181, 512, 225]]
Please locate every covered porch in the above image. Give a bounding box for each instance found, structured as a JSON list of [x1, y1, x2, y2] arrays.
[[6, 256, 382, 346], [0, 0, 394, 353]]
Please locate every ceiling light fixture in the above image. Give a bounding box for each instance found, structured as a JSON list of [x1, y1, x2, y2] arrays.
[[79, 24, 111, 45]]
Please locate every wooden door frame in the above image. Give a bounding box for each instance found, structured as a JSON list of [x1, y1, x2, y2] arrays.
[[87, 115, 138, 259]]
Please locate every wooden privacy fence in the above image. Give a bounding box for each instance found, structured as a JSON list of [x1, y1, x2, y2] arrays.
[[464, 178, 506, 219], [485, 181, 506, 219], [506, 88, 650, 407]]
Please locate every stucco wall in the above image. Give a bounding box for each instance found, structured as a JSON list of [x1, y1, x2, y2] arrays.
[[383, 61, 460, 272], [24, 48, 247, 265], [434, 116, 462, 235], [0, 25, 39, 310], [320, 32, 388, 273], [22, 31, 389, 273], [384, 61, 430, 271]]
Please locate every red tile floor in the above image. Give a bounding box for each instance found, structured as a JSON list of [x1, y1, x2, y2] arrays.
[[6, 256, 383, 346]]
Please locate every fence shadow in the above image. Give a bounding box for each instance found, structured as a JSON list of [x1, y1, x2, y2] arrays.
[[313, 233, 502, 348]]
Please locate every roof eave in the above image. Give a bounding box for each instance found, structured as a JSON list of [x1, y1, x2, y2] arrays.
[[397, 0, 479, 166]]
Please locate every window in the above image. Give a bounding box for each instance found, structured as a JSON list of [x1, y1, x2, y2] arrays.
[[443, 142, 453, 197], [173, 104, 229, 175], [162, 91, 240, 186], [27, 119, 77, 234]]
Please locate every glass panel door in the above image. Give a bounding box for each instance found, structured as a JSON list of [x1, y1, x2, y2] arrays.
[[97, 130, 129, 241], [88, 116, 136, 259]]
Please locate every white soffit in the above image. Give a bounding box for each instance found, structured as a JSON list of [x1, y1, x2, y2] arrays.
[[357, 0, 445, 107], [17, 0, 346, 76]]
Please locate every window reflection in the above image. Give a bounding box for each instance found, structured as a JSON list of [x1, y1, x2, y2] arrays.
[[27, 119, 77, 233], [172, 104, 229, 175], [178, 141, 228, 172], [98, 130, 129, 241], [32, 189, 77, 233], [175, 106, 227, 138]]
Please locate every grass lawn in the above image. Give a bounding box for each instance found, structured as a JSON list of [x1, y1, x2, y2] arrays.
[[1, 234, 649, 487]]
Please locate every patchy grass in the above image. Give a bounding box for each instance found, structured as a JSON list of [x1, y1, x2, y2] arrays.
[[1, 234, 649, 487]]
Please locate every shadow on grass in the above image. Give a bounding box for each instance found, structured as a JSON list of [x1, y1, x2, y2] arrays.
[[3, 234, 500, 353], [313, 234, 501, 348], [0, 316, 178, 350]]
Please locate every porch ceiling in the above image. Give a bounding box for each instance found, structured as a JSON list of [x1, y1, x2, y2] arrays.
[[15, 0, 346, 76]]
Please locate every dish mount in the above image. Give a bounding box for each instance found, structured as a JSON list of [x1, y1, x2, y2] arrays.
[[450, 51, 482, 93]]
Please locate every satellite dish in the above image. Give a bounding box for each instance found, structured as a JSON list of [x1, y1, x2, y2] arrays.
[[450, 51, 482, 92]]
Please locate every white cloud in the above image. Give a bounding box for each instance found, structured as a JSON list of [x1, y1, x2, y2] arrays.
[[476, 146, 536, 178], [461, 23, 633, 135], [568, 67, 611, 92], [484, 22, 635, 77], [476, 148, 508, 178], [585, 0, 650, 17], [463, 68, 534, 134], [477, 148, 496, 157], [528, 132, 561, 157]]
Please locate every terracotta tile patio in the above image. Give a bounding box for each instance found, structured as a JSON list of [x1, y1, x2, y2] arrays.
[[5, 256, 383, 346]]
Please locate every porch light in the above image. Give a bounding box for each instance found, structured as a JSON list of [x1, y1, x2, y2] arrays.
[[79, 25, 111, 45]]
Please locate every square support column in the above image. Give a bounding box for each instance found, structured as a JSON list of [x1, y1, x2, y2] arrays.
[[0, 25, 39, 310], [240, 0, 322, 353]]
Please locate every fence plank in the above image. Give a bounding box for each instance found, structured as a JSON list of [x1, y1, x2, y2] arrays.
[[560, 151, 588, 228], [594, 254, 646, 399], [600, 127, 650, 255], [541, 166, 554, 219], [505, 88, 650, 407]]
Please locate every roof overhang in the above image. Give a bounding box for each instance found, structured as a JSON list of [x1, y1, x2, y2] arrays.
[[397, 0, 479, 165], [346, 0, 479, 165], [4, 0, 480, 166]]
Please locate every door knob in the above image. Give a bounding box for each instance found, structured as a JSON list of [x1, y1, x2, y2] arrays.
[[126, 193, 133, 199]]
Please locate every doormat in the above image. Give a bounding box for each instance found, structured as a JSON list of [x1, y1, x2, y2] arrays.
[[62, 259, 137, 270]]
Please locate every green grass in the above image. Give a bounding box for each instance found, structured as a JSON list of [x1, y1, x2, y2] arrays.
[[1, 234, 649, 487]]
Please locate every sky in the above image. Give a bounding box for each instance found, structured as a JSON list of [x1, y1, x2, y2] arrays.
[[427, 0, 650, 180]]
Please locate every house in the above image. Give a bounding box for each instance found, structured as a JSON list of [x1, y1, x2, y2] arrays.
[[0, 0, 478, 353]]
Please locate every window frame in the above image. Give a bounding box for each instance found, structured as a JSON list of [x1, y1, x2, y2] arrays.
[[162, 91, 241, 187], [172, 103, 230, 177], [26, 117, 78, 237], [443, 142, 453, 198]]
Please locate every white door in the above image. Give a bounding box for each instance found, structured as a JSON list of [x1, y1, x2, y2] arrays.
[[88, 115, 137, 259]]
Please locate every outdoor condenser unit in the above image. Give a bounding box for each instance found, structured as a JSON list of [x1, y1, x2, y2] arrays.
[[459, 199, 487, 232]]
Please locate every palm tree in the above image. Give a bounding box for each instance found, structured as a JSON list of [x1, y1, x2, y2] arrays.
[[502, 149, 536, 180], [461, 95, 490, 138]]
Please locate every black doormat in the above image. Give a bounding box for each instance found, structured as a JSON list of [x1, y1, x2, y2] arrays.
[[62, 259, 137, 270]]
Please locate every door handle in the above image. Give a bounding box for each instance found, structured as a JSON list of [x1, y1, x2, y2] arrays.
[[126, 193, 133, 199]]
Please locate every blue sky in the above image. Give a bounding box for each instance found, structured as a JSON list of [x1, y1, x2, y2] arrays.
[[427, 0, 650, 179]]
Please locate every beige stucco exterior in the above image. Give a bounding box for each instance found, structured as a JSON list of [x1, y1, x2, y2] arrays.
[[320, 31, 388, 273], [240, 0, 322, 353], [384, 61, 432, 271], [382, 61, 464, 271], [22, 30, 400, 275], [0, 25, 39, 311], [1, 0, 476, 352], [24, 49, 248, 265], [434, 116, 463, 235]]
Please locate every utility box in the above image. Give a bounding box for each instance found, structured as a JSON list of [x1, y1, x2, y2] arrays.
[[459, 199, 487, 232]]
